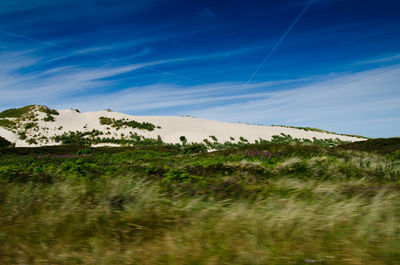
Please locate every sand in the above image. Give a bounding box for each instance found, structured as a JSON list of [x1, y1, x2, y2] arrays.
[[0, 127, 18, 143]]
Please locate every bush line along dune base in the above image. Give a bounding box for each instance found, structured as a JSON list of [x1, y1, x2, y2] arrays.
[[0, 136, 399, 265]]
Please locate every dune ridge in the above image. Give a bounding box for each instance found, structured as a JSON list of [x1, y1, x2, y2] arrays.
[[0, 105, 365, 147]]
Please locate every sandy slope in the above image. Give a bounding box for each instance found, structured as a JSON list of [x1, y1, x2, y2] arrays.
[[1, 109, 365, 147], [0, 127, 18, 143]]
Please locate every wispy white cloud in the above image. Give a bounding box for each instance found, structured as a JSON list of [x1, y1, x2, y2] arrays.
[[1, 42, 399, 137], [40, 34, 258, 67], [52, 81, 290, 113], [0, 50, 185, 106], [0, 36, 268, 111], [353, 54, 400, 65], [190, 65, 400, 137], [47, 64, 400, 136]]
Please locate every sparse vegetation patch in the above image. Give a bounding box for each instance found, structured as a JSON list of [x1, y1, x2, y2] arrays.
[[0, 119, 17, 131], [272, 124, 369, 139], [99, 116, 158, 131]]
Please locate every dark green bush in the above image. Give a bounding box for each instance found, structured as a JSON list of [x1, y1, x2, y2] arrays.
[[239, 136, 249, 142], [0, 136, 12, 148], [38, 105, 59, 115], [24, 122, 36, 130], [43, 114, 55, 122], [46, 109, 59, 115], [99, 117, 113, 125], [180, 136, 187, 145], [210, 135, 218, 142], [18, 132, 27, 140], [27, 138, 38, 145], [182, 143, 208, 154], [99, 117, 157, 131], [53, 131, 91, 146], [77, 148, 92, 156]]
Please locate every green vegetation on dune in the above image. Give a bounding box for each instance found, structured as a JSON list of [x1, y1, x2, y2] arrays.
[[0, 119, 17, 130], [0, 106, 40, 136], [52, 130, 165, 146], [271, 124, 369, 139], [0, 140, 399, 264], [0, 105, 59, 145], [0, 105, 58, 120], [270, 133, 351, 146], [49, 131, 351, 150], [0, 105, 36, 119], [39, 106, 59, 116], [99, 116, 158, 131]]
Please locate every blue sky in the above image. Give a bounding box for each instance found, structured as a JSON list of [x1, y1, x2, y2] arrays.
[[0, 0, 400, 138]]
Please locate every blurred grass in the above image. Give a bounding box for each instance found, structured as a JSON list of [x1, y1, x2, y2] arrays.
[[0, 142, 399, 264]]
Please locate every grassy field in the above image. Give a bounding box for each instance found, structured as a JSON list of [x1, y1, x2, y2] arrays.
[[0, 139, 399, 264]]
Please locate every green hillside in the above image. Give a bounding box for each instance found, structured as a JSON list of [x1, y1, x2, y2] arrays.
[[0, 139, 399, 264]]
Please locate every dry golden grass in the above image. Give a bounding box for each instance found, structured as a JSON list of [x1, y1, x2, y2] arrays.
[[1, 175, 399, 265]]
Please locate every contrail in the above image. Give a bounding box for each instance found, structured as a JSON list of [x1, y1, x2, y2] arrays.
[[0, 29, 204, 84], [245, 0, 315, 86], [0, 29, 104, 59]]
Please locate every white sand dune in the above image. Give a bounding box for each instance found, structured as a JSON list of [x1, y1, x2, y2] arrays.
[[0, 127, 18, 143], [0, 108, 365, 147]]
